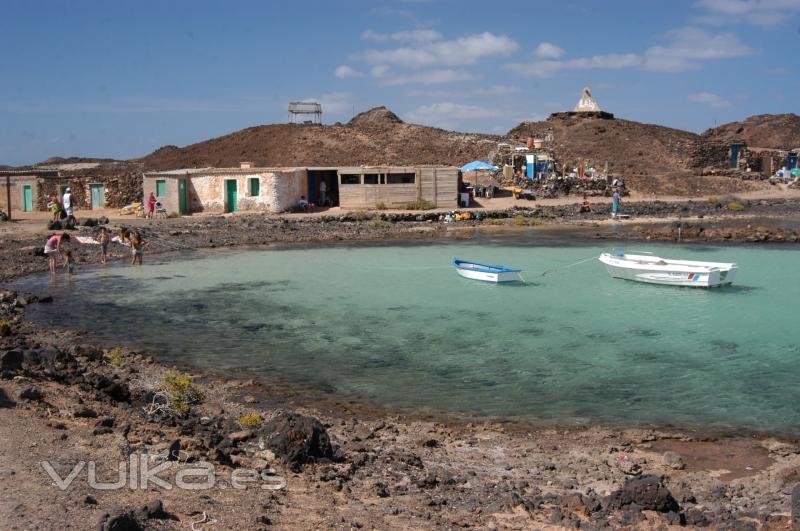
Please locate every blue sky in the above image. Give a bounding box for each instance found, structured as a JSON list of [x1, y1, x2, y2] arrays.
[[2, 0, 799, 165]]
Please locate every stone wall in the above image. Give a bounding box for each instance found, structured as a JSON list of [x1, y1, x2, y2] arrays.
[[36, 172, 143, 210], [689, 140, 730, 169]]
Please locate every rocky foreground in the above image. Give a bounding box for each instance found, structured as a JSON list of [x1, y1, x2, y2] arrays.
[[2, 289, 800, 529], [2, 201, 800, 529]]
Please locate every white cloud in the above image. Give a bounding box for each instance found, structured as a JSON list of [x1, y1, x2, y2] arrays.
[[505, 53, 642, 77], [534, 42, 565, 58], [361, 31, 518, 68], [405, 102, 508, 128], [643, 26, 755, 72], [688, 91, 732, 108], [301, 92, 354, 115], [406, 85, 521, 98], [377, 69, 475, 86], [505, 26, 755, 76], [361, 29, 442, 43], [334, 65, 363, 79], [694, 0, 800, 26]]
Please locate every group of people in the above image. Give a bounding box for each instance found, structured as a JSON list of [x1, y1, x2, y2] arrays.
[[294, 179, 333, 212], [46, 188, 77, 226], [43, 226, 147, 277]]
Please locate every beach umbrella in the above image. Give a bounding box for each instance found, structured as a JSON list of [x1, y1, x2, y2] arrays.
[[460, 160, 498, 172], [791, 168, 800, 177]]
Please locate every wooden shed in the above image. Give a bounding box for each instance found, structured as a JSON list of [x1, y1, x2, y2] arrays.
[[336, 166, 458, 209]]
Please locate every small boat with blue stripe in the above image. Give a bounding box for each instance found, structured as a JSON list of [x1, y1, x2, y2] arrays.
[[453, 259, 523, 283], [599, 251, 737, 288]]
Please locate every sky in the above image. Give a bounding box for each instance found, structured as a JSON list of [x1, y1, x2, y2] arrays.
[[1, 0, 799, 166]]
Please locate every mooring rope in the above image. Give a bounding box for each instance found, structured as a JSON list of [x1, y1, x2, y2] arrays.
[[540, 254, 600, 276]]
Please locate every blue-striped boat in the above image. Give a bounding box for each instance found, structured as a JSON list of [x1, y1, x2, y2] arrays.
[[453, 258, 522, 283]]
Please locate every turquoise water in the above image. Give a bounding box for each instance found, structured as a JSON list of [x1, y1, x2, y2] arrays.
[[16, 241, 800, 434]]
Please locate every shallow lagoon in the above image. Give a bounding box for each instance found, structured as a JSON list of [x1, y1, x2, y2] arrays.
[[17, 241, 800, 434]]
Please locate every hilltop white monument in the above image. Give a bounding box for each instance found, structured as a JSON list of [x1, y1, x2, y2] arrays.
[[573, 86, 602, 113]]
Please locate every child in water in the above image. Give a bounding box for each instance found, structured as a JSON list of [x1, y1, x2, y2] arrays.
[[98, 226, 109, 264], [44, 232, 70, 275], [63, 250, 76, 274], [130, 232, 147, 265]]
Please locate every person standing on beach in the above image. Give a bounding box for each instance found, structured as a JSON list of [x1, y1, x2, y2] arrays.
[[146, 192, 157, 219], [319, 179, 327, 207], [44, 232, 70, 276], [98, 226, 109, 264], [48, 195, 61, 221], [611, 188, 621, 219], [62, 188, 73, 219]]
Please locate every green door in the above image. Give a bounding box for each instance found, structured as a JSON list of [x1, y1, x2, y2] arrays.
[[22, 185, 33, 211], [225, 180, 237, 212], [178, 179, 188, 214], [90, 184, 105, 209]]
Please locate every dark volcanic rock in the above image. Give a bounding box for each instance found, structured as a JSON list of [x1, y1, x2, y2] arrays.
[[606, 475, 680, 513], [0, 387, 16, 408], [0, 350, 23, 373], [97, 506, 143, 531], [0, 290, 16, 303], [97, 500, 174, 530], [792, 483, 800, 530], [18, 387, 44, 401], [74, 407, 98, 418], [258, 411, 334, 468]]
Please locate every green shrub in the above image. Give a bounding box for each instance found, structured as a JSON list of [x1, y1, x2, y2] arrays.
[[370, 219, 392, 229], [707, 196, 719, 205], [483, 218, 503, 225], [404, 199, 435, 210], [374, 201, 387, 210], [514, 214, 527, 226], [727, 201, 745, 212], [0, 319, 11, 337], [167, 212, 181, 219], [161, 371, 204, 415], [103, 347, 123, 367], [237, 411, 264, 429], [351, 210, 370, 221]]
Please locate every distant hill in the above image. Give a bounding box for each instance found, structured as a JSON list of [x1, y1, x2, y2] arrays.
[[702, 113, 800, 150], [138, 106, 500, 170], [508, 114, 731, 195]]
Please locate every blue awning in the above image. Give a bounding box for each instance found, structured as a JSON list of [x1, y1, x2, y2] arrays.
[[460, 160, 498, 172]]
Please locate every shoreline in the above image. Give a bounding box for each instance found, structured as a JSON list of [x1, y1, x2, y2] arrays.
[[3, 196, 800, 283], [12, 292, 800, 443], [3, 203, 800, 528]]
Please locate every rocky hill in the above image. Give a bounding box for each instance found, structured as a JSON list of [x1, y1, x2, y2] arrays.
[[138, 107, 500, 170], [507, 114, 758, 195], [702, 113, 800, 150]]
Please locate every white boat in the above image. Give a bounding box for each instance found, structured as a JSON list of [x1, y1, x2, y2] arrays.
[[453, 258, 522, 283], [598, 251, 737, 288]]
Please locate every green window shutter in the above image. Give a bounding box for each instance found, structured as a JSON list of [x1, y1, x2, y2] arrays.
[[156, 180, 166, 196], [250, 178, 260, 196]]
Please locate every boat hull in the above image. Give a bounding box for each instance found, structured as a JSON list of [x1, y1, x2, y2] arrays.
[[455, 267, 521, 283], [599, 253, 737, 288], [453, 258, 522, 283]]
